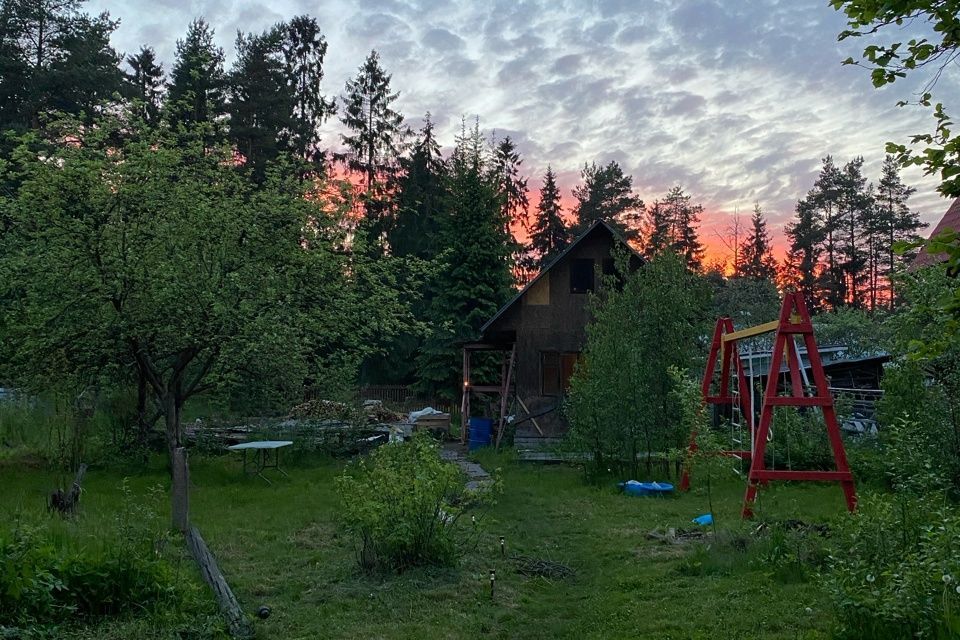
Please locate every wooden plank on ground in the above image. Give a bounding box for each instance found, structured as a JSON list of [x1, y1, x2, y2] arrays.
[[186, 526, 255, 640]]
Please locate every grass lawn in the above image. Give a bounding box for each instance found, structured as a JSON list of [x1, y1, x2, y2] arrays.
[[1, 449, 854, 639]]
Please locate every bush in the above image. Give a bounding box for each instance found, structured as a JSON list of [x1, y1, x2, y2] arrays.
[[826, 493, 960, 639], [0, 484, 182, 628], [335, 434, 498, 572]]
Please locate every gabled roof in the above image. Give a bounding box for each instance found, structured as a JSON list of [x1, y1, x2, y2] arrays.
[[479, 219, 642, 335], [915, 196, 960, 267]]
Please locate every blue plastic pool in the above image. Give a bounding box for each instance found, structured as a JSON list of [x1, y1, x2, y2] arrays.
[[618, 480, 675, 496]]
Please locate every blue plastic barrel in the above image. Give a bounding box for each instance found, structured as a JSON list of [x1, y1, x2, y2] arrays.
[[468, 417, 493, 451]]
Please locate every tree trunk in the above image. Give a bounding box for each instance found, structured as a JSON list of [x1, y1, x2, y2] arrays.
[[172, 447, 190, 533]]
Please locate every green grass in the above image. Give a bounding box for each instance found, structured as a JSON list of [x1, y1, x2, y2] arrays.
[[0, 450, 853, 639]]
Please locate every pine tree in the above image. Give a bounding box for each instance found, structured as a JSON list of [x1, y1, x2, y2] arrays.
[[836, 157, 872, 307], [416, 119, 513, 398], [806, 156, 844, 308], [876, 155, 924, 308], [527, 165, 570, 270], [340, 50, 407, 249], [167, 18, 226, 130], [126, 45, 164, 125], [281, 15, 335, 167], [737, 203, 778, 282], [571, 161, 643, 240], [0, 0, 124, 129], [785, 199, 825, 311]]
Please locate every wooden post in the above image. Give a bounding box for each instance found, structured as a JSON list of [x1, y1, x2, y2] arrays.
[[495, 343, 517, 450], [172, 447, 190, 533], [186, 526, 255, 639], [461, 348, 471, 445]]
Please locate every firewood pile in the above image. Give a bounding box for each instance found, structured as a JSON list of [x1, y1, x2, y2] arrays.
[[288, 399, 359, 422]]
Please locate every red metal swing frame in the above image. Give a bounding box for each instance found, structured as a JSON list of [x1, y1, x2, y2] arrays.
[[679, 292, 857, 518]]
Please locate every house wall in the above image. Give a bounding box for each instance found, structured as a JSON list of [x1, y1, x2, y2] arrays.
[[484, 228, 623, 434]]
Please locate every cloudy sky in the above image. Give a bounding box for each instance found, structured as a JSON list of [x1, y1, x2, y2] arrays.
[[89, 0, 960, 263]]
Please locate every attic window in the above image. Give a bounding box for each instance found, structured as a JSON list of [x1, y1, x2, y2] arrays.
[[570, 258, 595, 294]]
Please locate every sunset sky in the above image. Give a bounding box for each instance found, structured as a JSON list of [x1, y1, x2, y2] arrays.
[[90, 0, 960, 265]]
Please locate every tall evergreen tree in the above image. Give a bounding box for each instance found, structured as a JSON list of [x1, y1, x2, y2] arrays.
[[836, 157, 873, 307], [737, 203, 779, 282], [643, 199, 671, 258], [490, 135, 528, 282], [389, 113, 447, 260], [281, 15, 335, 167], [340, 49, 406, 249], [126, 45, 163, 125], [641, 186, 703, 270], [785, 198, 825, 311], [417, 120, 512, 398], [228, 27, 289, 179], [571, 161, 643, 240], [876, 155, 924, 308], [167, 18, 226, 130], [662, 185, 704, 271], [0, 0, 124, 129], [806, 156, 844, 308], [526, 165, 570, 270]]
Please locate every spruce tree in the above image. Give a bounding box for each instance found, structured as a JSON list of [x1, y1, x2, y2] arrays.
[[389, 113, 447, 260], [167, 18, 226, 130], [643, 199, 671, 258], [281, 15, 335, 167], [527, 165, 570, 270], [661, 185, 704, 271], [737, 203, 778, 282], [126, 45, 164, 125], [340, 49, 407, 249], [490, 136, 529, 282], [571, 161, 643, 240], [416, 120, 512, 398], [228, 27, 289, 180]]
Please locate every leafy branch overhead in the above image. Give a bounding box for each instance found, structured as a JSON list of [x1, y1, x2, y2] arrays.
[[834, 0, 960, 196]]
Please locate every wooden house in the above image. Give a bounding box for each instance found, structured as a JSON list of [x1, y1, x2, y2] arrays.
[[460, 220, 642, 443]]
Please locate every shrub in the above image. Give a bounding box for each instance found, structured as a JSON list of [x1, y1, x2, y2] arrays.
[[827, 493, 960, 639], [0, 484, 181, 628], [335, 434, 498, 572]]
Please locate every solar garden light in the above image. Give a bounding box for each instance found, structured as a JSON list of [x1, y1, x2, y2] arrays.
[[499, 536, 505, 557], [489, 569, 496, 599]]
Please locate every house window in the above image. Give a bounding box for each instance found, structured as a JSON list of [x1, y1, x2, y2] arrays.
[[541, 351, 581, 396], [570, 258, 595, 293]]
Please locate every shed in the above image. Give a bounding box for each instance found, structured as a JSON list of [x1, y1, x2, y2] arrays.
[[460, 220, 642, 445]]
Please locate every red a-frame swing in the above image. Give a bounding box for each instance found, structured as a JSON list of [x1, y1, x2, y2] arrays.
[[680, 292, 857, 518]]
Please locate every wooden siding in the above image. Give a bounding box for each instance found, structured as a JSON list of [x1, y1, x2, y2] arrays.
[[482, 224, 634, 434]]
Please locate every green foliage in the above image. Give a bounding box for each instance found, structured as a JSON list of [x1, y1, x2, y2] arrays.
[[834, 1, 960, 198], [566, 251, 711, 479], [0, 483, 183, 628], [571, 160, 644, 241], [335, 435, 499, 572], [827, 493, 960, 639], [812, 307, 886, 355], [712, 276, 781, 329], [416, 120, 514, 399]]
